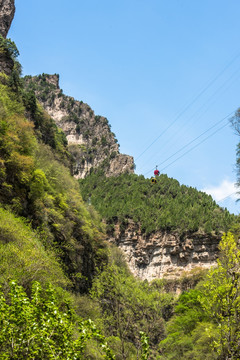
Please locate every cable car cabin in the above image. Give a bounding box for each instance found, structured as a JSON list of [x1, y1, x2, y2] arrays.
[[154, 169, 160, 176], [151, 177, 157, 184]]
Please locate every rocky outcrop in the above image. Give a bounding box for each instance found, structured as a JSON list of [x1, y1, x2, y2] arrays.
[[23, 74, 135, 178], [109, 220, 220, 281], [0, 0, 15, 38], [0, 50, 13, 75], [0, 0, 15, 75]]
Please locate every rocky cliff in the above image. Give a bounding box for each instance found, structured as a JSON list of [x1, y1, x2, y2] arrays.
[[109, 220, 219, 281], [0, 0, 15, 38], [23, 74, 134, 178], [0, 0, 15, 75], [0, 49, 13, 75]]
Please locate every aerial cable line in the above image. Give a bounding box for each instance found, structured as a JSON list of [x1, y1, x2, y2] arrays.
[[159, 122, 229, 173], [154, 67, 240, 158], [147, 111, 234, 172], [136, 49, 240, 162], [218, 192, 237, 203], [140, 68, 240, 172], [144, 113, 232, 176], [144, 110, 234, 176]]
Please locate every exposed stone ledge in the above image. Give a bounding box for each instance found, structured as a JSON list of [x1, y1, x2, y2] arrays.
[[109, 220, 220, 281]]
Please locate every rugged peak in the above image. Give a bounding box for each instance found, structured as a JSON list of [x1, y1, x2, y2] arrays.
[[0, 0, 15, 38], [45, 73, 60, 88], [23, 74, 135, 178]]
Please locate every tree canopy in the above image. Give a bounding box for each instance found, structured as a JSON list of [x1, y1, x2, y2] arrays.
[[80, 172, 236, 235]]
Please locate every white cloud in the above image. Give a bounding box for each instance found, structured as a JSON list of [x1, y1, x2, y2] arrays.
[[202, 179, 239, 202]]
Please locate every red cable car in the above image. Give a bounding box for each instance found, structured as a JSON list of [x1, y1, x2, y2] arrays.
[[150, 166, 159, 183], [154, 166, 160, 176]]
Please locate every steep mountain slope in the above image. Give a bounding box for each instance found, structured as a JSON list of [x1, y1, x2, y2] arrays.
[[23, 74, 134, 179], [0, 45, 108, 294]]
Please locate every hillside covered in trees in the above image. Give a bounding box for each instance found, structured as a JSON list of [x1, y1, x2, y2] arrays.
[[80, 171, 235, 236]]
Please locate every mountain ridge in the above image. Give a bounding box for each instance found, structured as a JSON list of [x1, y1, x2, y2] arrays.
[[23, 73, 135, 179]]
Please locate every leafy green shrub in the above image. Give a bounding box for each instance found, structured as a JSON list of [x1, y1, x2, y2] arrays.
[[91, 255, 174, 359], [0, 206, 69, 291], [0, 77, 107, 294], [0, 281, 115, 359], [159, 232, 240, 360], [0, 35, 19, 59]]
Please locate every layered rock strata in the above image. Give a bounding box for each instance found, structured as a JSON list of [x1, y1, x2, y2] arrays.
[[109, 220, 219, 280], [23, 74, 134, 178]]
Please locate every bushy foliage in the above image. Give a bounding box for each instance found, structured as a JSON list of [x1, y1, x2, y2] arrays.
[[0, 206, 69, 291], [0, 81, 36, 211], [28, 143, 108, 292], [0, 35, 19, 59], [159, 232, 240, 360], [0, 75, 108, 294], [0, 281, 115, 359], [0, 35, 23, 93], [80, 172, 235, 235], [90, 248, 175, 359], [200, 232, 240, 358]]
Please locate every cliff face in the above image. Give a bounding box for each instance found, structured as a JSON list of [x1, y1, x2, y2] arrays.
[[0, 50, 13, 75], [23, 74, 134, 178], [0, 0, 15, 38], [0, 0, 15, 75], [109, 220, 219, 281]]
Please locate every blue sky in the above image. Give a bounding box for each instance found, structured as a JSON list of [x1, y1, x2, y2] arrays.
[[10, 0, 240, 214]]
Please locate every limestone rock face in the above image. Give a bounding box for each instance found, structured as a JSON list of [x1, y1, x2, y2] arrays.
[[0, 0, 15, 38], [23, 74, 135, 178], [109, 220, 220, 280]]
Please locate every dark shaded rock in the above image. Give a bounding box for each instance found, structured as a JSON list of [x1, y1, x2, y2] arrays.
[[0, 50, 13, 75], [0, 0, 15, 38]]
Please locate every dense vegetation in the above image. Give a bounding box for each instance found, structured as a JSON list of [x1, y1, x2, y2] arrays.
[[1, 32, 240, 359], [0, 281, 115, 359], [159, 232, 240, 359], [0, 37, 108, 294], [79, 171, 236, 235]]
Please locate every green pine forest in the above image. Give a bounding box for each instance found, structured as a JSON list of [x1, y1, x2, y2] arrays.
[[0, 34, 240, 359], [79, 171, 235, 236]]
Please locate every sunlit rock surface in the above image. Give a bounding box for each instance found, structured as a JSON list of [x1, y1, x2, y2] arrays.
[[109, 220, 219, 280], [24, 74, 135, 178]]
